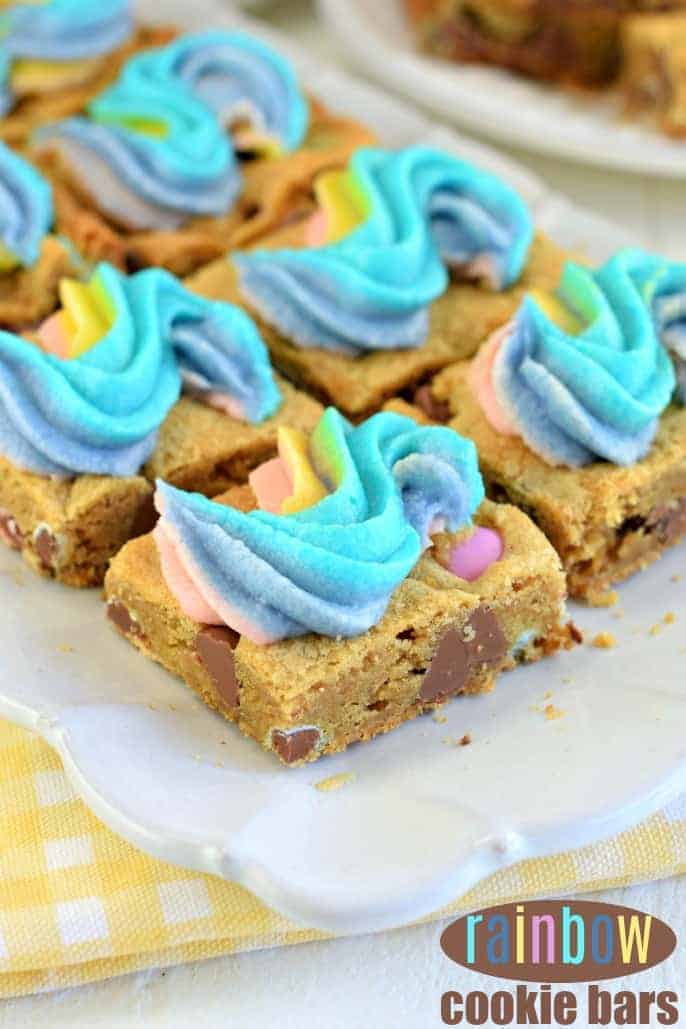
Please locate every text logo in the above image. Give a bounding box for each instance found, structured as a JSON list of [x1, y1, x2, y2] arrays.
[[441, 900, 676, 983]]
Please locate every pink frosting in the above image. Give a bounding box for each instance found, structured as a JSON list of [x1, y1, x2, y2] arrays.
[[468, 324, 518, 436], [197, 390, 245, 421], [304, 208, 328, 248], [37, 312, 70, 359], [154, 491, 273, 644], [444, 526, 504, 582], [249, 456, 292, 515]]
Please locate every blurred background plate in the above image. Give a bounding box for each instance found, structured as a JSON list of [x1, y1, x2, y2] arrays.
[[319, 0, 686, 178]]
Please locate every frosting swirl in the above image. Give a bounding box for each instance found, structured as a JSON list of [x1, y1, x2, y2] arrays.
[[0, 141, 52, 269], [154, 408, 484, 643], [470, 249, 677, 467], [0, 264, 281, 477], [0, 0, 132, 113], [235, 145, 533, 355], [36, 31, 308, 231], [648, 260, 686, 405]]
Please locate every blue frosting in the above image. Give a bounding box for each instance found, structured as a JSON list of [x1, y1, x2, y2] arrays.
[[0, 0, 132, 111], [646, 261, 686, 405], [36, 31, 308, 228], [0, 264, 281, 477], [0, 141, 52, 266], [235, 145, 533, 355], [491, 249, 677, 467], [155, 408, 484, 641]]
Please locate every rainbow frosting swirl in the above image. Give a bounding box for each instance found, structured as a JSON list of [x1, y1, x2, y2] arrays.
[[234, 145, 533, 355], [154, 408, 484, 643], [0, 263, 281, 477], [37, 31, 308, 231], [0, 140, 52, 269], [470, 249, 678, 468], [0, 0, 132, 114]]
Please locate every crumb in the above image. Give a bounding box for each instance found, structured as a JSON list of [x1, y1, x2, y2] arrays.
[[214, 761, 224, 769], [315, 772, 355, 793], [148, 703, 157, 711], [544, 690, 553, 700], [169, 704, 177, 712], [595, 590, 619, 608], [561, 676, 573, 685], [544, 704, 564, 721], [664, 612, 677, 625], [611, 609, 625, 620], [432, 713, 448, 724], [57, 643, 74, 654], [671, 574, 681, 583], [592, 632, 616, 649], [442, 733, 472, 747], [459, 733, 472, 747], [649, 623, 662, 637]]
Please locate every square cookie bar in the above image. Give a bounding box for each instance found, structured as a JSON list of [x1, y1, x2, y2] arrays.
[[403, 0, 686, 87], [416, 362, 686, 603], [187, 232, 569, 420], [621, 13, 686, 136], [0, 385, 322, 587], [1, 25, 177, 146], [105, 487, 577, 766]]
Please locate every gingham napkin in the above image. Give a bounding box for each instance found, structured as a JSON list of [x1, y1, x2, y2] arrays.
[[1, 717, 685, 998]]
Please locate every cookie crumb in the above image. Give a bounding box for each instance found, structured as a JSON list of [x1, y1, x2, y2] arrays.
[[57, 643, 74, 654], [544, 690, 553, 700], [664, 612, 677, 625], [649, 622, 663, 637], [671, 574, 681, 583], [595, 590, 619, 608], [544, 704, 564, 721], [432, 713, 448, 725], [592, 632, 616, 649], [561, 676, 573, 685], [459, 733, 472, 747], [315, 772, 355, 793]]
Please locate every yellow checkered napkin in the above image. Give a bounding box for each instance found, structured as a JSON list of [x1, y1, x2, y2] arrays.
[[2, 716, 686, 999]]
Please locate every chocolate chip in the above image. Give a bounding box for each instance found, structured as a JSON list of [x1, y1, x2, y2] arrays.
[[34, 525, 58, 569], [413, 384, 451, 423], [648, 498, 686, 546], [0, 509, 24, 550], [107, 600, 143, 638], [131, 492, 158, 539], [196, 626, 240, 710], [271, 727, 322, 764], [420, 607, 507, 703]]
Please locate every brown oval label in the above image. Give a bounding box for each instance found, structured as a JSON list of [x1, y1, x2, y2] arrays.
[[440, 900, 676, 983]]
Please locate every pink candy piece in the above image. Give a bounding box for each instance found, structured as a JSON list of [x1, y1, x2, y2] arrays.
[[37, 312, 71, 359], [304, 208, 328, 248], [445, 526, 504, 582]]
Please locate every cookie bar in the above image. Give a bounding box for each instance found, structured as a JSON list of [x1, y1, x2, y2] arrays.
[[188, 145, 569, 419], [403, 0, 686, 87], [32, 31, 375, 277], [105, 463, 576, 767], [144, 382, 322, 498], [0, 263, 320, 586], [1, 18, 176, 145], [414, 250, 686, 603], [0, 461, 154, 587], [621, 13, 686, 136]]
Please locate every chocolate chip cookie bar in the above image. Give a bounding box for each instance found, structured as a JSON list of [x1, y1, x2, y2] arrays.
[[416, 358, 686, 603], [404, 0, 686, 87], [105, 486, 576, 766], [188, 195, 568, 419], [621, 13, 686, 136]]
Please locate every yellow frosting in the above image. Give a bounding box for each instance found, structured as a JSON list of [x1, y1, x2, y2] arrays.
[[313, 168, 369, 244], [530, 288, 584, 335], [57, 276, 116, 358], [0, 241, 19, 273], [277, 426, 328, 514], [10, 57, 100, 94]]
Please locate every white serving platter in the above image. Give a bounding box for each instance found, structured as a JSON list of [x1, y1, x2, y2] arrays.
[[1, 2, 684, 936], [319, 0, 686, 179]]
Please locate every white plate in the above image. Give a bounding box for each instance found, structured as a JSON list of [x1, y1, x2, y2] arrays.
[[319, 0, 686, 179], [1, 3, 684, 936]]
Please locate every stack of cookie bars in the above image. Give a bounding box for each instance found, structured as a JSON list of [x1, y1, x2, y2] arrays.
[[0, 2, 683, 766]]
